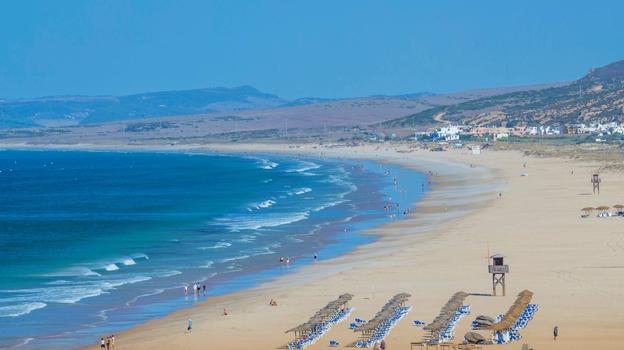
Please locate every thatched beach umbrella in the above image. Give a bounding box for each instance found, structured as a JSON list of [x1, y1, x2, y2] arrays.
[[614, 205, 624, 214], [596, 206, 610, 212], [581, 207, 594, 214]]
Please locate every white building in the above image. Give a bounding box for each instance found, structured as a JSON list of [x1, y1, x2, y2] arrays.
[[527, 127, 539, 136], [437, 125, 461, 141]]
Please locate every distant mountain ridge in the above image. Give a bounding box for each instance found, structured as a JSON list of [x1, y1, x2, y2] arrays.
[[384, 60, 624, 127], [3, 59, 624, 130], [0, 85, 287, 128], [0, 86, 438, 128]]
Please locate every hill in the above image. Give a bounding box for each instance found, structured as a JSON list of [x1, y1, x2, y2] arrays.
[[0, 86, 286, 128], [384, 60, 624, 128]]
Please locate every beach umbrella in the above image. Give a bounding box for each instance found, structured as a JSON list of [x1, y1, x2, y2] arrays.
[[596, 206, 610, 212], [581, 207, 594, 213], [613, 205, 624, 209]]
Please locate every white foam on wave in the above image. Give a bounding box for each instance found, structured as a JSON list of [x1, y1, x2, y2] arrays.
[[93, 253, 148, 272], [224, 264, 243, 273], [313, 199, 347, 212], [220, 255, 250, 263], [12, 337, 34, 348], [49, 254, 147, 278], [236, 234, 257, 243], [250, 199, 276, 210], [258, 159, 279, 170], [215, 211, 310, 231], [243, 246, 276, 257], [1, 276, 152, 307], [199, 260, 214, 269], [153, 270, 182, 278], [0, 302, 46, 318], [198, 242, 232, 250], [287, 236, 304, 243], [295, 187, 312, 195], [44, 266, 101, 277], [322, 171, 358, 199], [104, 263, 119, 271], [121, 258, 136, 266], [286, 161, 321, 173], [124, 288, 165, 307]]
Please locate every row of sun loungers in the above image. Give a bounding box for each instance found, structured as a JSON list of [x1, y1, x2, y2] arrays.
[[490, 304, 538, 344], [581, 206, 624, 218], [287, 307, 352, 349], [480, 289, 533, 331], [423, 292, 470, 344], [354, 293, 412, 348], [287, 290, 538, 348], [355, 306, 411, 347], [286, 294, 354, 349], [438, 305, 470, 343], [469, 289, 539, 344]]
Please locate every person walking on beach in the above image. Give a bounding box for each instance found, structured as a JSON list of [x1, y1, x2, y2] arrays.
[[380, 339, 386, 350], [110, 334, 115, 349], [187, 318, 193, 333], [100, 337, 106, 349], [553, 325, 558, 340]]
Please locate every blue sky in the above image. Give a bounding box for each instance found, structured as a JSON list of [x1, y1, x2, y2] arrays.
[[1, 0, 623, 99]]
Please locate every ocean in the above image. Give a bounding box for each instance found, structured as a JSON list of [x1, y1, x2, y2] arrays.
[[0, 150, 427, 349]]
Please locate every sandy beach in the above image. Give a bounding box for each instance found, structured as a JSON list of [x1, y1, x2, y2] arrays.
[[60, 142, 621, 350]]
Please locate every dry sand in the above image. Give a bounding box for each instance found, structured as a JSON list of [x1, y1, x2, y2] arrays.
[[59, 142, 623, 350]]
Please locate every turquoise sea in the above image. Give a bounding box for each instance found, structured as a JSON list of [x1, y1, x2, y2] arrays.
[[0, 150, 427, 349]]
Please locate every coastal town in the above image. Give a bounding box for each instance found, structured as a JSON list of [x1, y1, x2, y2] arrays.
[[428, 122, 624, 141], [359, 122, 624, 144]]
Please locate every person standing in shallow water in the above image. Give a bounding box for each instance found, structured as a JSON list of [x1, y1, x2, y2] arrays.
[[553, 325, 558, 340], [187, 318, 192, 333]]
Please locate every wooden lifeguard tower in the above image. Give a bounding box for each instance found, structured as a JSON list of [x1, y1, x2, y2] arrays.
[[591, 173, 601, 194], [488, 254, 509, 296]]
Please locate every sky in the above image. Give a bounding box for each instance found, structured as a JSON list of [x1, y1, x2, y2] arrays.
[[1, 0, 623, 99]]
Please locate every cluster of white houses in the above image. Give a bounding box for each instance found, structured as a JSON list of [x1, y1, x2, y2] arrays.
[[428, 122, 624, 141]]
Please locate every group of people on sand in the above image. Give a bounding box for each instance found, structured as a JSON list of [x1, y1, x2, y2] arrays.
[[99, 335, 115, 349], [184, 282, 206, 296]]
